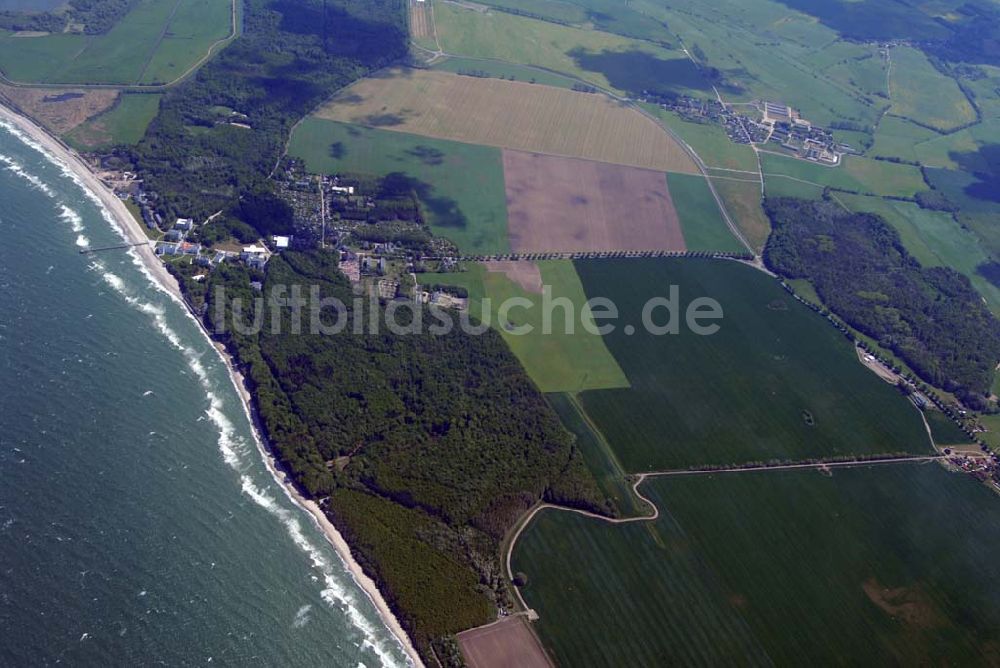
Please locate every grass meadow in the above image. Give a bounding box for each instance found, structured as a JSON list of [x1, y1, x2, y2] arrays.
[[709, 177, 770, 253], [288, 118, 510, 255], [430, 1, 707, 97], [66, 93, 161, 149], [514, 463, 1000, 666], [761, 152, 926, 198], [889, 47, 977, 132], [419, 261, 628, 393], [0, 0, 232, 85], [572, 258, 930, 471], [665, 173, 745, 252], [643, 104, 759, 173]]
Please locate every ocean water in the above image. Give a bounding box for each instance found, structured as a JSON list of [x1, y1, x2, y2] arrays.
[[0, 122, 409, 666]]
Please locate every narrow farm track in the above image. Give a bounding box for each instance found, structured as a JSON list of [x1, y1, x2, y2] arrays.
[[505, 453, 943, 614]]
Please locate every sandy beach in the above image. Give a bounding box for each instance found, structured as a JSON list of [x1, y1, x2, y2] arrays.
[[0, 101, 423, 668]]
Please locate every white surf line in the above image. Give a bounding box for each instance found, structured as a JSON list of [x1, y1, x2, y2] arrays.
[[0, 103, 422, 668]]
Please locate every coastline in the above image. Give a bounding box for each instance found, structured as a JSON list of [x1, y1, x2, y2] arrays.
[[0, 101, 424, 668]]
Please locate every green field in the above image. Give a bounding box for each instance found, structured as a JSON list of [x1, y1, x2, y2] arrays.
[[431, 1, 708, 97], [889, 46, 977, 132], [709, 177, 770, 252], [419, 261, 628, 393], [666, 173, 745, 252], [475, 0, 677, 43], [761, 152, 926, 198], [923, 409, 972, 447], [65, 93, 161, 149], [572, 259, 930, 471], [644, 104, 759, 173], [514, 464, 1000, 666], [430, 56, 580, 89], [0, 0, 232, 85], [837, 193, 1000, 313], [871, 116, 938, 162], [289, 118, 510, 254], [545, 393, 644, 516]]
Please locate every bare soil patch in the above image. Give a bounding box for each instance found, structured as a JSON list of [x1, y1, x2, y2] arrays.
[[410, 0, 431, 39], [457, 615, 553, 668], [862, 577, 945, 629], [503, 149, 686, 253], [484, 260, 543, 294], [0, 84, 118, 134], [318, 68, 698, 174]]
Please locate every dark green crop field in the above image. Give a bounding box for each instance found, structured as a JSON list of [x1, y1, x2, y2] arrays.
[[572, 258, 930, 471], [514, 463, 1000, 666]]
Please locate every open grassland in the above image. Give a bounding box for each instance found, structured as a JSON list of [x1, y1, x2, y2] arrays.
[[430, 57, 580, 89], [319, 69, 698, 173], [643, 0, 880, 128], [573, 259, 930, 471], [911, 118, 1000, 171], [288, 118, 510, 254], [419, 261, 628, 393], [871, 116, 938, 162], [0, 84, 117, 134], [761, 152, 926, 198], [66, 93, 161, 149], [431, 1, 708, 97], [473, 0, 676, 43], [513, 464, 1000, 666], [503, 150, 686, 253], [889, 47, 977, 132], [836, 194, 1000, 314], [0, 0, 233, 85], [710, 177, 770, 253], [643, 104, 760, 173], [666, 173, 744, 252]]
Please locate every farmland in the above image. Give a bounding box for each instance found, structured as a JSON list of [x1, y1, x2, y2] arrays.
[[503, 150, 686, 254], [572, 258, 929, 471], [288, 118, 510, 254], [761, 152, 926, 199], [419, 261, 628, 393], [666, 173, 745, 252], [643, 105, 759, 173], [513, 464, 1000, 666], [710, 177, 770, 253], [888, 46, 977, 132], [429, 1, 709, 97], [318, 68, 699, 174], [0, 0, 234, 85]]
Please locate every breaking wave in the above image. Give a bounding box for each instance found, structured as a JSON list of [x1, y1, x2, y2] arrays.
[[2, 114, 409, 668]]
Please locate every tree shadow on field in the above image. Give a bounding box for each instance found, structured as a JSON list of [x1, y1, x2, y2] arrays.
[[382, 172, 467, 230], [567, 48, 716, 95], [949, 144, 1000, 205], [360, 113, 405, 127], [406, 145, 445, 166]]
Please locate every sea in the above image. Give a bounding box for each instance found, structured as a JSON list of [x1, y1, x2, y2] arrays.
[[0, 122, 410, 666]]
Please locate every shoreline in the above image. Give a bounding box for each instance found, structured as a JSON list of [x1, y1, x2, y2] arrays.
[[0, 101, 424, 668]]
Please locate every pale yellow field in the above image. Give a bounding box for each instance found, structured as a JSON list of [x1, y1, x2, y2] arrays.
[[316, 69, 699, 174]]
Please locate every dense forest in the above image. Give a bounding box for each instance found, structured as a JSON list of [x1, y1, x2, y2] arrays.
[[205, 250, 608, 662], [764, 197, 1000, 408], [127, 0, 407, 223]]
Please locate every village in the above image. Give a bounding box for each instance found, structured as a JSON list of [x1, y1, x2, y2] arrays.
[[643, 92, 855, 163]]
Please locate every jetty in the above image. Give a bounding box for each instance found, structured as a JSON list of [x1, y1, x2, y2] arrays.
[[79, 241, 152, 255]]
